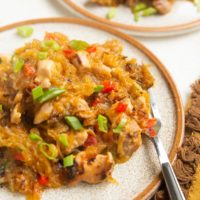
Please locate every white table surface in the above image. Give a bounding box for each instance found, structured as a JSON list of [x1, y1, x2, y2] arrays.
[[0, 0, 200, 105]]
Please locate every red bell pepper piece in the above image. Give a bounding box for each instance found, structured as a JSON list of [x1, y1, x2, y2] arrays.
[[86, 46, 96, 53], [45, 33, 57, 41], [149, 128, 157, 138], [38, 175, 48, 186], [101, 81, 115, 94], [146, 118, 157, 129], [91, 98, 101, 107], [84, 134, 97, 146], [116, 103, 128, 113], [23, 63, 36, 77], [63, 49, 75, 58], [14, 153, 24, 161]]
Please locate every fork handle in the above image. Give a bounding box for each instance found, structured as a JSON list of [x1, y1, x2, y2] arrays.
[[152, 137, 185, 200], [162, 162, 185, 200]]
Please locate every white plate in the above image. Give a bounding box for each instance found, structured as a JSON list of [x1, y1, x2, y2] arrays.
[[63, 0, 200, 37], [0, 18, 184, 200]]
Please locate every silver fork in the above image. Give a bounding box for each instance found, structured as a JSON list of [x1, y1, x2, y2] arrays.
[[147, 88, 185, 200]]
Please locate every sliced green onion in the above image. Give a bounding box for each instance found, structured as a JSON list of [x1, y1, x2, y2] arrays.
[[106, 7, 117, 20], [13, 58, 24, 73], [98, 114, 108, 133], [63, 154, 74, 167], [29, 132, 42, 141], [132, 3, 147, 12], [39, 142, 58, 160], [69, 40, 89, 51], [142, 7, 157, 16], [113, 117, 127, 134], [38, 52, 48, 60], [52, 43, 61, 51], [194, 0, 200, 11], [41, 40, 61, 51], [16, 26, 34, 38], [94, 85, 104, 93], [0, 104, 3, 111], [131, 3, 147, 22], [65, 116, 83, 131], [32, 86, 44, 100], [59, 134, 68, 147], [37, 87, 65, 104], [134, 13, 140, 22]]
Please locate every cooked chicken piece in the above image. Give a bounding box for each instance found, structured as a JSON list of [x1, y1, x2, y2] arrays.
[[34, 102, 53, 124], [74, 152, 114, 184], [92, 64, 111, 78], [71, 98, 95, 119], [40, 79, 51, 89], [102, 64, 112, 73], [121, 98, 133, 114], [71, 51, 91, 69], [35, 60, 55, 88], [64, 130, 90, 154], [14, 90, 23, 103], [76, 110, 95, 119], [83, 117, 97, 127], [135, 94, 150, 114], [117, 118, 142, 162], [72, 130, 88, 149], [11, 103, 22, 124], [71, 98, 90, 111], [124, 118, 141, 137], [153, 0, 172, 14], [92, 63, 112, 79], [136, 96, 146, 106], [106, 103, 119, 123]]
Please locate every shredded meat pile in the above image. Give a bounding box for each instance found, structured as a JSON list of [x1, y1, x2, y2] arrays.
[[174, 136, 200, 198], [154, 79, 200, 200], [186, 80, 200, 132]]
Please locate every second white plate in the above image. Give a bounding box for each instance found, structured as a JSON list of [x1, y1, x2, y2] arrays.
[[64, 0, 200, 37]]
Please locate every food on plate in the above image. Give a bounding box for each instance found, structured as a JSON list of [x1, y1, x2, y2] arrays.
[[0, 32, 154, 199], [90, 0, 199, 21], [17, 26, 34, 38], [90, 0, 173, 19]]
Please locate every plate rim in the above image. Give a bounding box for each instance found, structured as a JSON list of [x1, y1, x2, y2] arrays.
[[0, 17, 184, 200], [64, 0, 200, 34]]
